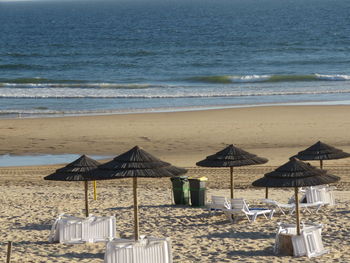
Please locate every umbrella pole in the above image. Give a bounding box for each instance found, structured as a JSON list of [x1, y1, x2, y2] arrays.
[[93, 181, 97, 200], [320, 160, 323, 169], [133, 177, 139, 241], [265, 187, 269, 199], [230, 167, 234, 199], [294, 187, 300, 235], [84, 181, 89, 217]]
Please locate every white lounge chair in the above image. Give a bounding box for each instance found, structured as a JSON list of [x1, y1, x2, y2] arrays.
[[260, 199, 295, 215], [49, 214, 116, 244], [223, 198, 274, 223], [261, 199, 324, 215], [104, 236, 173, 263], [207, 196, 230, 214]]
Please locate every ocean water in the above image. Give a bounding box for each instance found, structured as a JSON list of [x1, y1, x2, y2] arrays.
[[1, 0, 350, 117]]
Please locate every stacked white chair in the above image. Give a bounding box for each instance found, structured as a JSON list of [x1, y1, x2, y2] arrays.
[[274, 222, 328, 258], [305, 185, 335, 206], [49, 214, 116, 244], [104, 236, 173, 263], [292, 225, 328, 258]]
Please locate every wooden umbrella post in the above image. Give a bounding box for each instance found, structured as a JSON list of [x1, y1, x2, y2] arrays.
[[93, 181, 97, 200], [320, 160, 323, 169], [295, 187, 300, 235], [265, 187, 269, 199], [84, 181, 89, 217], [230, 167, 234, 199], [6, 241, 12, 263], [133, 177, 139, 241]]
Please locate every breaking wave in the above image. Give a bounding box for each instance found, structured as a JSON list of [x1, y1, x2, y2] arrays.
[[189, 74, 350, 84], [0, 89, 350, 99]]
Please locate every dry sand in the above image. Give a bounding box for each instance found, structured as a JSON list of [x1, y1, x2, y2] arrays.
[[0, 105, 349, 262]]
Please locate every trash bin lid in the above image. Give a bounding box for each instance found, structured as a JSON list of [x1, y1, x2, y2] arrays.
[[171, 175, 188, 181], [188, 176, 208, 181]]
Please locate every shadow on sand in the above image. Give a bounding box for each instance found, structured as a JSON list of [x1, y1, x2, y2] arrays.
[[227, 247, 273, 257], [17, 223, 51, 231], [197, 230, 275, 239], [50, 252, 104, 259]]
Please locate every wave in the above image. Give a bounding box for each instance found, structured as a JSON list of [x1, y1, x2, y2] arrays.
[[0, 89, 350, 99], [189, 74, 350, 84], [0, 78, 159, 89], [2, 73, 350, 89]]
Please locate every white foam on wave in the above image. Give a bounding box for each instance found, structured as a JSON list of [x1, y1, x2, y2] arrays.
[[229, 75, 271, 82], [0, 82, 159, 89], [1, 87, 350, 98], [315, 74, 350, 81]]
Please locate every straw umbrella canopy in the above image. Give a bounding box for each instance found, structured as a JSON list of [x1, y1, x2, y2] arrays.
[[44, 155, 101, 217], [252, 157, 340, 235], [295, 141, 350, 169], [93, 146, 187, 240], [196, 144, 268, 199]]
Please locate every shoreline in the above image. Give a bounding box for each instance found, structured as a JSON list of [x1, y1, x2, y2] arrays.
[[1, 99, 350, 120], [1, 104, 350, 167]]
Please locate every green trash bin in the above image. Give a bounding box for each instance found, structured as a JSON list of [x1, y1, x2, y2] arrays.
[[189, 177, 208, 207], [170, 176, 190, 205]]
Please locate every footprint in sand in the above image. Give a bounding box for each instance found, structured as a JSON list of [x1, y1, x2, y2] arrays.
[[139, 136, 151, 142]]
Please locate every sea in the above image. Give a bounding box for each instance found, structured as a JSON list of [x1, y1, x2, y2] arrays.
[[1, 0, 350, 118]]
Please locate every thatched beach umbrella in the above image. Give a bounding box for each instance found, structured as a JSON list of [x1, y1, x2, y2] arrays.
[[252, 157, 339, 235], [295, 141, 350, 169], [196, 144, 268, 199], [44, 155, 101, 217], [94, 146, 187, 240]]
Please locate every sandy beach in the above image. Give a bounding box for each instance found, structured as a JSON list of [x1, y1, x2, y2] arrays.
[[0, 105, 350, 262]]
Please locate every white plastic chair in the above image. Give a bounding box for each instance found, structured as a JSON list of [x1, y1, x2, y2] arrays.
[[292, 225, 329, 258], [49, 214, 116, 244], [260, 199, 295, 215], [261, 199, 324, 215], [223, 198, 274, 223], [104, 236, 173, 263], [305, 185, 336, 206], [207, 196, 230, 214]]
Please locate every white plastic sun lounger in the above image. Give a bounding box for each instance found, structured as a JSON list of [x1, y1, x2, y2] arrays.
[[223, 198, 274, 223], [104, 236, 173, 263], [207, 196, 230, 214], [260, 199, 295, 215], [261, 199, 324, 215], [49, 214, 116, 244]]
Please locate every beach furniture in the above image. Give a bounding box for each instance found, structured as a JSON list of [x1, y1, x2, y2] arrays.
[[49, 214, 116, 244], [104, 236, 173, 263], [304, 185, 336, 206], [207, 195, 230, 214], [223, 198, 274, 223], [261, 199, 324, 215], [261, 199, 295, 215], [274, 222, 328, 258]]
